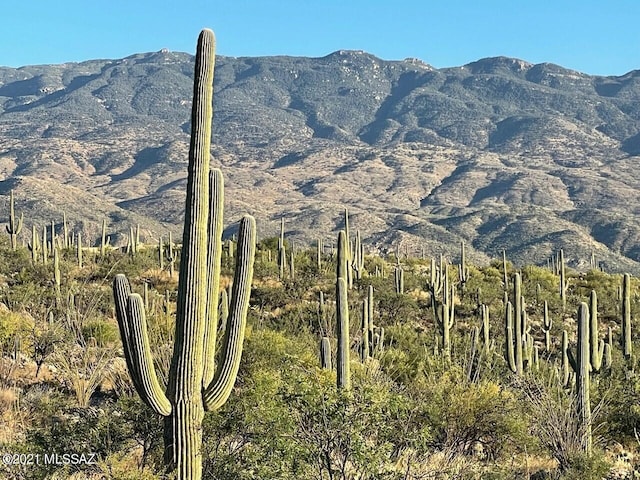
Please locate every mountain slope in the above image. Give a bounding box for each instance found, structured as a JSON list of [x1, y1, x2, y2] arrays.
[[1, 49, 640, 272]]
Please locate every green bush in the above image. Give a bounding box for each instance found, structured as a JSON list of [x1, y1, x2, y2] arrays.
[[81, 319, 120, 347]]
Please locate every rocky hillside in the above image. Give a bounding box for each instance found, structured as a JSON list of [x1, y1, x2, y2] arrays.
[[1, 49, 640, 271]]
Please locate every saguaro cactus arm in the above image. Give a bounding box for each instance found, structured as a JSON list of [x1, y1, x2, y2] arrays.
[[113, 274, 172, 416], [203, 215, 255, 411], [127, 294, 173, 415], [202, 169, 224, 387]]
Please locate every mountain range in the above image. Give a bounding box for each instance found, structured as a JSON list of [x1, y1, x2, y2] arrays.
[[1, 48, 640, 272]]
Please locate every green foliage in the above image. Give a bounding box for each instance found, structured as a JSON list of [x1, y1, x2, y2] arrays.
[[2, 193, 640, 479], [558, 451, 611, 480], [0, 309, 34, 354], [417, 368, 529, 460], [14, 389, 131, 480], [81, 319, 120, 347]]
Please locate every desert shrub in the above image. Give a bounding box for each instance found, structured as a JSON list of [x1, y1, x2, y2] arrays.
[[521, 372, 610, 478], [0, 246, 33, 279], [597, 352, 640, 441], [53, 343, 115, 407], [379, 324, 429, 384], [0, 310, 35, 354], [8, 388, 131, 480], [95, 451, 163, 480], [416, 367, 528, 461], [115, 394, 165, 473], [252, 255, 279, 279], [81, 319, 119, 347], [250, 284, 291, 311], [376, 289, 421, 326]]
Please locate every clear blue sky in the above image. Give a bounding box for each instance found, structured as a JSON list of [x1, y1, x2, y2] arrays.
[[4, 0, 639, 76]]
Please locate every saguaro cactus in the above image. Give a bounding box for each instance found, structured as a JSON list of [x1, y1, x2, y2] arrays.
[[542, 301, 552, 352], [394, 265, 404, 295], [431, 265, 455, 360], [622, 273, 632, 359], [480, 304, 490, 354], [588, 290, 609, 372], [278, 218, 286, 280], [112, 29, 256, 480], [53, 247, 61, 303], [28, 225, 40, 263], [568, 303, 592, 454], [5, 190, 23, 250], [41, 226, 48, 265], [506, 274, 523, 375], [100, 219, 110, 256], [320, 337, 332, 370], [336, 230, 351, 389], [344, 208, 353, 289], [504, 272, 533, 375], [502, 250, 508, 291], [458, 240, 470, 294], [77, 232, 83, 268], [559, 249, 568, 310], [62, 212, 70, 249], [165, 231, 176, 278]]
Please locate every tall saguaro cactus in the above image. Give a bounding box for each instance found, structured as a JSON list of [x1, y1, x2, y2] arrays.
[[458, 240, 470, 294], [100, 219, 110, 256], [504, 272, 533, 375], [112, 29, 256, 480], [5, 190, 23, 250], [568, 303, 593, 454], [542, 301, 552, 352], [559, 249, 568, 310], [622, 273, 632, 359], [336, 229, 351, 389]]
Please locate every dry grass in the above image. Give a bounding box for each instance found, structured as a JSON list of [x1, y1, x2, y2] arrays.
[[0, 387, 20, 444], [53, 344, 115, 408]]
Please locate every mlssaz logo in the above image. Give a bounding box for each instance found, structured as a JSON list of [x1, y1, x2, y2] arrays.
[[43, 453, 98, 465]]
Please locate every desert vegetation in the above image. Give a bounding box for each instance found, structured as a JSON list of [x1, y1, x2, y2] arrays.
[[4, 196, 640, 479], [2, 29, 640, 480]]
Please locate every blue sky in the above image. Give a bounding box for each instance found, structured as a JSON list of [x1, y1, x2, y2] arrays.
[[4, 1, 639, 76]]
